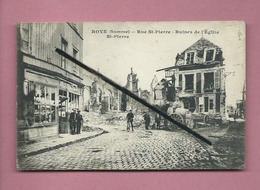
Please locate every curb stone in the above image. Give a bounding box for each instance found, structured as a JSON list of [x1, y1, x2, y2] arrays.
[[17, 130, 108, 159]]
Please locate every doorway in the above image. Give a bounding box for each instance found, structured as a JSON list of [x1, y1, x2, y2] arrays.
[[204, 97, 209, 112]]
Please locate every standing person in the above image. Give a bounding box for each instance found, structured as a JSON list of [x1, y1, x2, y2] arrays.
[[155, 113, 161, 129], [162, 103, 174, 129], [69, 108, 77, 134], [126, 110, 134, 131], [143, 112, 151, 130], [163, 103, 170, 128], [76, 109, 83, 134], [172, 97, 182, 111]]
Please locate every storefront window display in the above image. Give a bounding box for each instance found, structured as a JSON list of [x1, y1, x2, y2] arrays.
[[34, 84, 56, 124]]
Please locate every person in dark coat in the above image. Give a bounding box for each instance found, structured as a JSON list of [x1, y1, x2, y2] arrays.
[[69, 108, 77, 134], [143, 112, 151, 130], [126, 110, 134, 131], [155, 113, 161, 129], [76, 110, 83, 134]]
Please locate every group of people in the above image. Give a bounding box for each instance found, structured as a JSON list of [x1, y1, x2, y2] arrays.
[[126, 109, 162, 131], [144, 112, 162, 130], [69, 108, 83, 135], [126, 98, 182, 131]]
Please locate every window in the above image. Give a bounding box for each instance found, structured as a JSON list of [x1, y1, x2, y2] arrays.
[[205, 49, 215, 61], [185, 74, 194, 92], [209, 99, 214, 110], [179, 74, 182, 90], [61, 38, 68, 69], [68, 92, 79, 111], [215, 70, 221, 91], [34, 84, 56, 124], [204, 72, 214, 92], [183, 97, 195, 112], [196, 73, 201, 93], [199, 104, 203, 112], [73, 48, 78, 59], [204, 97, 209, 112], [20, 23, 33, 54], [216, 94, 221, 112], [186, 52, 194, 64]]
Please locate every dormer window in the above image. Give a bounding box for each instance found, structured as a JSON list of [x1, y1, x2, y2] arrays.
[[186, 52, 195, 64], [204, 48, 216, 62]]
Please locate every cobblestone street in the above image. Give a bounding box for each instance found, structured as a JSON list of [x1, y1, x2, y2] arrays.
[[17, 125, 216, 170]]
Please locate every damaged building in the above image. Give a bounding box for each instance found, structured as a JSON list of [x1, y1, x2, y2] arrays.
[[89, 78, 122, 113], [121, 68, 139, 111], [156, 37, 226, 115], [121, 68, 152, 111]]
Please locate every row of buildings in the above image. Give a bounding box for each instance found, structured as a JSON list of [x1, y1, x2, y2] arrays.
[[17, 23, 122, 142], [17, 23, 230, 142]]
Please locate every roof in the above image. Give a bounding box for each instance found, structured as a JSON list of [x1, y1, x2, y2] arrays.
[[156, 37, 224, 72], [184, 37, 220, 52]]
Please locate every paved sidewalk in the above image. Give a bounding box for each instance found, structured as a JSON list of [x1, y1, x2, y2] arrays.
[[17, 129, 106, 158]]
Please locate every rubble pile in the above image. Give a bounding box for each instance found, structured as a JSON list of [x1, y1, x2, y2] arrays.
[[81, 111, 107, 131], [81, 111, 149, 128], [103, 111, 145, 127]]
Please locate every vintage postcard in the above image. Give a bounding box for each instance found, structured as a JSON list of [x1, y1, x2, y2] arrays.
[[17, 22, 246, 170]]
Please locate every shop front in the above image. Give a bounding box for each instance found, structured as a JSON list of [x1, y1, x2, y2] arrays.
[[17, 69, 59, 142], [17, 68, 84, 142]]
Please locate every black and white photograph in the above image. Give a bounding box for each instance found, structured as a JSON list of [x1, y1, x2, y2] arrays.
[[17, 22, 246, 170]]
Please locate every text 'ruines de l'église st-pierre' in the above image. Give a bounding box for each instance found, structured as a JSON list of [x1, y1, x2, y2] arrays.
[[91, 29, 219, 39]]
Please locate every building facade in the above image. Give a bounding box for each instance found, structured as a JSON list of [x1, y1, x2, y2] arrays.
[[90, 78, 122, 113], [121, 68, 139, 111], [121, 68, 150, 111], [17, 23, 84, 141], [156, 37, 226, 115], [150, 75, 158, 105]]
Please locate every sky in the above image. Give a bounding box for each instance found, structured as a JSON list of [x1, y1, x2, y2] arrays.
[[83, 22, 245, 106]]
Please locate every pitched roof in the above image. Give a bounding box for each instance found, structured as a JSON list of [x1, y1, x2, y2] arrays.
[[184, 37, 220, 52]]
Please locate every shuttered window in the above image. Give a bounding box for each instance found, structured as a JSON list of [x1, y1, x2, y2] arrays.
[[215, 70, 221, 92]]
